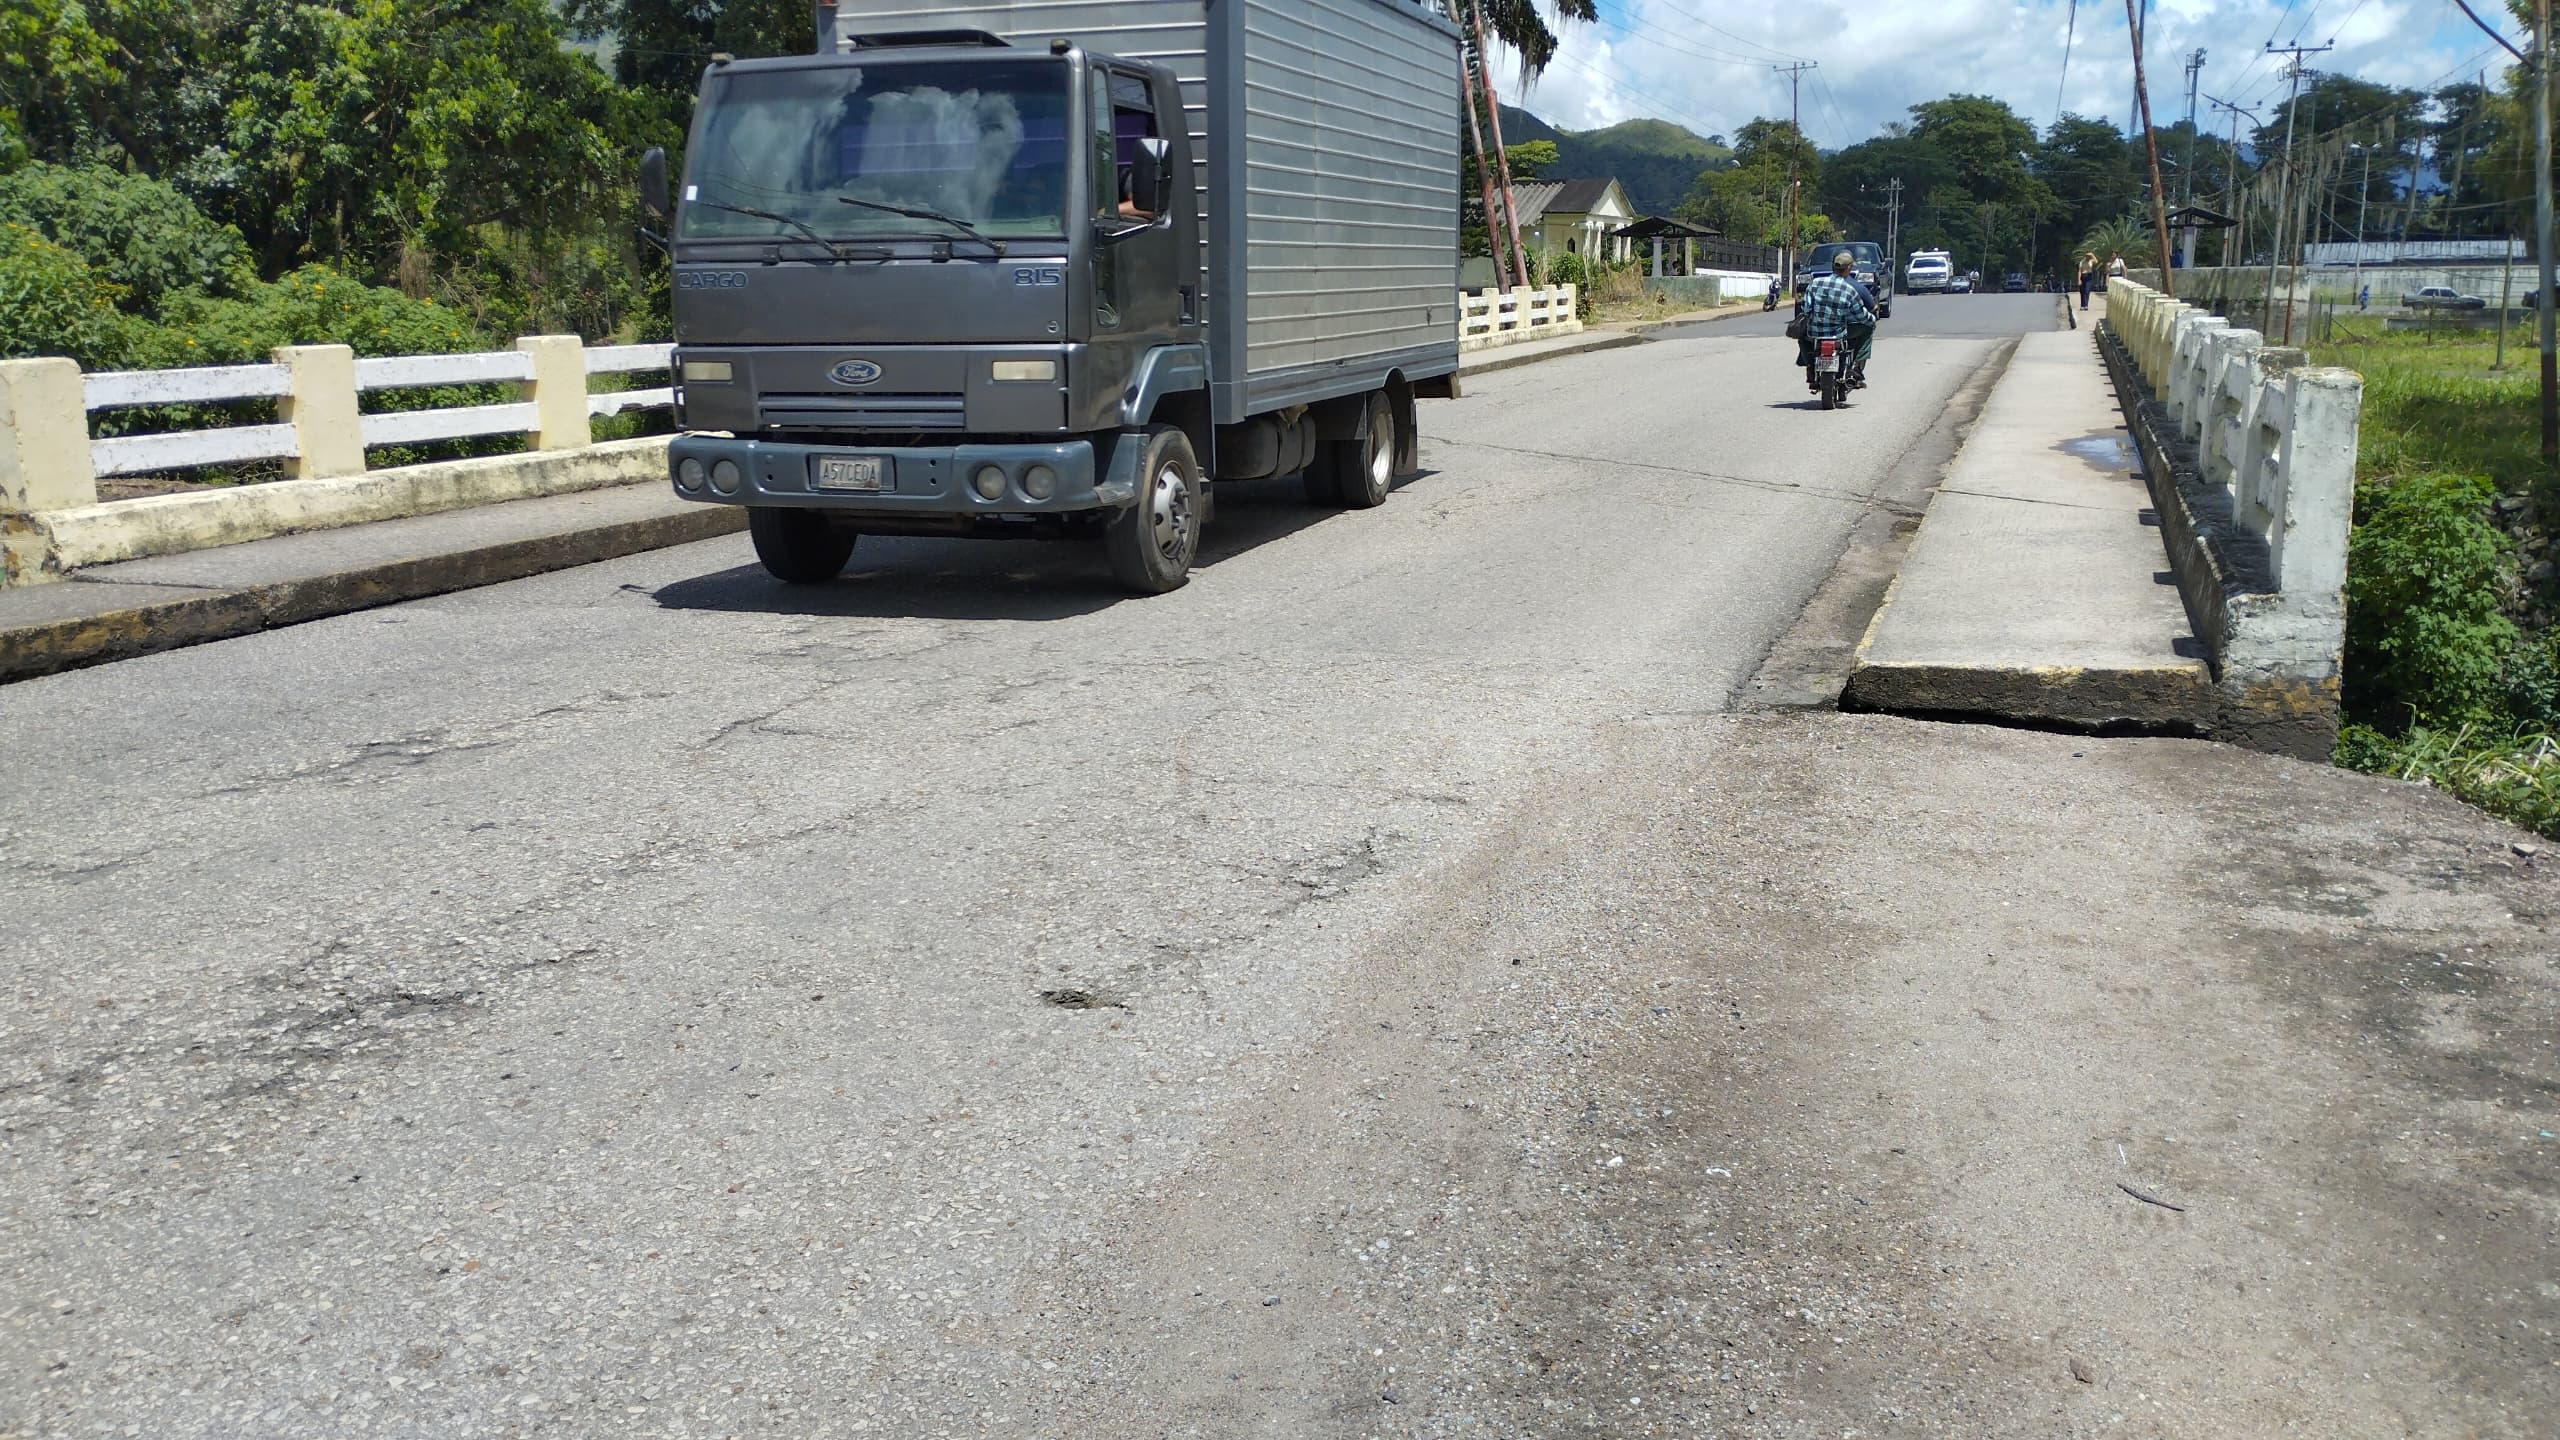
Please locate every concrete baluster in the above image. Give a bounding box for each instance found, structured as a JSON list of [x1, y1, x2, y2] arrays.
[[0, 357, 97, 515], [2270, 367, 2362, 599], [275, 344, 365, 480], [516, 336, 592, 452]]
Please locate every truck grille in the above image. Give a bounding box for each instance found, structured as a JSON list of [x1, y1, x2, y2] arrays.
[[759, 392, 965, 431]]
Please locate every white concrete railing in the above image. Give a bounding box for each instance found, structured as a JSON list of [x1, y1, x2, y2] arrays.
[[1458, 285, 1583, 351], [14, 337, 672, 505], [2107, 275, 2360, 599]]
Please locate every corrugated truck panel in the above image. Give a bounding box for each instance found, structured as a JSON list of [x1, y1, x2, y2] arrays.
[[1239, 0, 1459, 383]]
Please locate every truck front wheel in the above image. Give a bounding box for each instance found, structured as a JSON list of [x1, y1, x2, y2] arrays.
[[747, 507, 856, 584], [1105, 425, 1202, 594]]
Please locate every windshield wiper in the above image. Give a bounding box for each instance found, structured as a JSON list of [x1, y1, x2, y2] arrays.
[[687, 199, 884, 263], [836, 195, 1007, 257]]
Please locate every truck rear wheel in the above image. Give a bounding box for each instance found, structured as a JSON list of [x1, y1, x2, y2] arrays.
[[1319, 392, 1395, 510], [748, 507, 856, 584], [1105, 425, 1202, 594]]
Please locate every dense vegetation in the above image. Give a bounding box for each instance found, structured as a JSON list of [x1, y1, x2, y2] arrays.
[[0, 0, 836, 369], [2312, 328, 2559, 837]]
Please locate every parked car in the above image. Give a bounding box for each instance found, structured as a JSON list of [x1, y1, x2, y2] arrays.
[[1948, 272, 1974, 294], [2003, 272, 2029, 292], [2402, 285, 2487, 310]]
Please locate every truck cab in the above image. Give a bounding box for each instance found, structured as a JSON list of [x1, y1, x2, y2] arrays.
[[645, 5, 1462, 597], [650, 34, 1210, 591]]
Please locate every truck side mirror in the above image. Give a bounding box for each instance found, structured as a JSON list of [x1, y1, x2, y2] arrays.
[[1132, 138, 1171, 218], [640, 147, 670, 220]]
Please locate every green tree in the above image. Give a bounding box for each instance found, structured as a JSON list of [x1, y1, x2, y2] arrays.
[[0, 162, 253, 309]]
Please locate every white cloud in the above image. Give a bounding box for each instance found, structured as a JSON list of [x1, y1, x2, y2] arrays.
[[1485, 0, 2503, 149]]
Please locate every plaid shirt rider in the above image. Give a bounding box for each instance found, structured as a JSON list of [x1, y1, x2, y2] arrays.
[[1799, 273, 1876, 337]]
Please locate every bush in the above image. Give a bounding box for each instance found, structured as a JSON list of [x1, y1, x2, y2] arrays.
[[131, 264, 483, 366], [0, 222, 132, 367], [2344, 470, 2520, 727], [0, 161, 253, 310]]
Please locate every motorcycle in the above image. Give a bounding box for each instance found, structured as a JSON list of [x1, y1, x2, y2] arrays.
[[1805, 332, 1868, 409], [1763, 280, 1781, 312]]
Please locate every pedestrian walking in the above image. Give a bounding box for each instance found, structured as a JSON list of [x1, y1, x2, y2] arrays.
[[2358, 284, 2371, 311], [2076, 253, 2096, 311], [2107, 253, 2127, 279]]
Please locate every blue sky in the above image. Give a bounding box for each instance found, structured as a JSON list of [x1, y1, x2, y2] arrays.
[[1488, 1, 2528, 146]]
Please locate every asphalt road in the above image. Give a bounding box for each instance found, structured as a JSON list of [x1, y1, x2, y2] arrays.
[[1671, 289, 2064, 342], [5, 302, 2553, 1438]]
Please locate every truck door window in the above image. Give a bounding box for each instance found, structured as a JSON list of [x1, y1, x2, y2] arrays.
[[1096, 71, 1159, 221]]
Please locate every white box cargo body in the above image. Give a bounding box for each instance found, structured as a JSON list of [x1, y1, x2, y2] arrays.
[[827, 0, 1463, 423]]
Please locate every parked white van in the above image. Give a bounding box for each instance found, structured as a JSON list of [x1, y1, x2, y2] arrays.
[[1905, 250, 1953, 294]]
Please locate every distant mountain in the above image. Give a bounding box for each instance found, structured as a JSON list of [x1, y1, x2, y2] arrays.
[[1498, 107, 1732, 217]]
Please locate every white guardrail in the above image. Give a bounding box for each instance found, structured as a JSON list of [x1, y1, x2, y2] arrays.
[[60, 337, 670, 487], [1459, 284, 1582, 351]]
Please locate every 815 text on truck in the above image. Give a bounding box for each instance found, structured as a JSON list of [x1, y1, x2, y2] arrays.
[[640, 0, 1465, 594]]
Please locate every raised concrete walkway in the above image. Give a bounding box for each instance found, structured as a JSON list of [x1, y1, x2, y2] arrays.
[[1844, 319, 2212, 729]]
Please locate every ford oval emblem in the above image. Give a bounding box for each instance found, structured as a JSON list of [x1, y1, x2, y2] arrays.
[[828, 359, 882, 387]]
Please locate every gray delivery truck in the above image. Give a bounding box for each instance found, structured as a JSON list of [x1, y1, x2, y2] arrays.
[[644, 0, 1465, 593]]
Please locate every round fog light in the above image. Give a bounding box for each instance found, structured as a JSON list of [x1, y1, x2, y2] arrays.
[[710, 459, 742, 494], [1022, 463, 1058, 501], [972, 464, 1008, 501], [677, 457, 708, 491]]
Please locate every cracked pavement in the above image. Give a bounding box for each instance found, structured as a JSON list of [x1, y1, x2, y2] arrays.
[[4, 302, 2554, 1437]]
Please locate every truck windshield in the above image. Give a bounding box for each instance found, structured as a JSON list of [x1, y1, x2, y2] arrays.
[[680, 60, 1072, 244], [1811, 243, 1883, 270]]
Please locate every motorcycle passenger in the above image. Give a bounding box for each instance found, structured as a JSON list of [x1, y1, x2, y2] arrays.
[[1795, 250, 1877, 389]]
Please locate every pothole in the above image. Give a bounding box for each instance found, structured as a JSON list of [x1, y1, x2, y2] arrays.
[[1038, 988, 1125, 1011]]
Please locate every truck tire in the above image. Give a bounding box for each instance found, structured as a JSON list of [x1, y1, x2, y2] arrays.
[[1321, 392, 1395, 509], [748, 507, 856, 584], [1105, 425, 1202, 594]]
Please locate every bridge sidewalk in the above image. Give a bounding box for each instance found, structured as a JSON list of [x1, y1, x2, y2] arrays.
[[1842, 320, 2211, 729], [0, 485, 743, 685]]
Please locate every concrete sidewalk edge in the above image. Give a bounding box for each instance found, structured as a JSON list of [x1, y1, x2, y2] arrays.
[[1459, 330, 1646, 376], [0, 504, 745, 685]]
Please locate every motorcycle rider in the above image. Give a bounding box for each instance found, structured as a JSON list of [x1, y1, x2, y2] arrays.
[[1795, 250, 1877, 389], [1764, 274, 1782, 311]]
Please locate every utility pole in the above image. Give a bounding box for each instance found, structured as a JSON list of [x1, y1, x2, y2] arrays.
[[2128, 0, 2178, 292], [1458, 46, 1515, 292], [2181, 48, 2207, 209], [1774, 60, 1816, 293], [1467, 1, 1531, 289], [2264, 41, 2333, 342], [1884, 177, 1904, 275], [2207, 93, 2256, 266], [2536, 0, 2555, 459]]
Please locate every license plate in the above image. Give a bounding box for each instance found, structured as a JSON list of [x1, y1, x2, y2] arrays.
[[812, 455, 886, 492], [1816, 355, 1839, 373]]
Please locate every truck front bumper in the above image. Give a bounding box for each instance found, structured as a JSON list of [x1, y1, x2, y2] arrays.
[[668, 435, 1133, 516]]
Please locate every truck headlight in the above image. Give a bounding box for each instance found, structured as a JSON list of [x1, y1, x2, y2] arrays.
[[990, 360, 1056, 382], [1022, 464, 1058, 500], [972, 464, 1008, 501], [710, 459, 742, 494], [677, 457, 708, 490]]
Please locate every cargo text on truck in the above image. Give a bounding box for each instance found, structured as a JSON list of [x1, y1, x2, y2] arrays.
[[640, 0, 1466, 594]]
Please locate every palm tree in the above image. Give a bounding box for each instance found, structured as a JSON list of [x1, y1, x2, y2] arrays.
[[2081, 216, 2151, 269], [1473, 0, 1598, 77]]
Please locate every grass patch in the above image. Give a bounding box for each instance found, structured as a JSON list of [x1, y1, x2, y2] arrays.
[[2310, 325, 2556, 514], [2339, 723, 2560, 839]]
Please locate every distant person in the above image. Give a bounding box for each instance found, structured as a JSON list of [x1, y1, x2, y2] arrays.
[[2107, 253, 2128, 279], [2358, 283, 2371, 311]]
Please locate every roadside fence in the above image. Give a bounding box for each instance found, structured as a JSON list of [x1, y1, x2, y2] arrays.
[[2, 338, 675, 586], [1459, 285, 1583, 351], [2102, 275, 2363, 753]]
